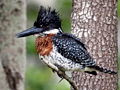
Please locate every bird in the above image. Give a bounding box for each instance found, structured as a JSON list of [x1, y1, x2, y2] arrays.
[[15, 6, 117, 76]]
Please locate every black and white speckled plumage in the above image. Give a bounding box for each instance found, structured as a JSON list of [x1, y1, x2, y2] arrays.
[[51, 33, 116, 75], [52, 33, 95, 67]]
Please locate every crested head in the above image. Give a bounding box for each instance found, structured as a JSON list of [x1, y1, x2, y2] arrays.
[[15, 6, 63, 38], [34, 6, 62, 30]]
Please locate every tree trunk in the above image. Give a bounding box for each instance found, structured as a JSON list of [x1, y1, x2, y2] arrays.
[[71, 0, 118, 90], [0, 0, 26, 90]]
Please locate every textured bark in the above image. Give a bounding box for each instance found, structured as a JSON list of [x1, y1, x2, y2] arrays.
[[71, 0, 118, 90], [0, 0, 26, 90]]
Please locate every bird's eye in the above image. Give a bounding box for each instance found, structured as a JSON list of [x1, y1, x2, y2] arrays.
[[40, 25, 42, 27], [46, 23, 48, 25]]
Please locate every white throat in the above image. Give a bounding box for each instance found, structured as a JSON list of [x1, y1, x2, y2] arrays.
[[34, 28, 62, 37], [43, 29, 61, 34]]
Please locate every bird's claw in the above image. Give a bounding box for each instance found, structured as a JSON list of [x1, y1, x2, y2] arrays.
[[58, 78, 64, 83]]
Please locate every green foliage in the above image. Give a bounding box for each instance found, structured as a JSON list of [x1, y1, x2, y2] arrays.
[[27, 4, 39, 22], [55, 0, 72, 33], [26, 36, 37, 55], [25, 65, 70, 90], [25, 66, 53, 90]]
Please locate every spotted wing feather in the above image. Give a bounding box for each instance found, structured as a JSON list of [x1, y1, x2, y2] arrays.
[[52, 33, 96, 67], [62, 33, 89, 49]]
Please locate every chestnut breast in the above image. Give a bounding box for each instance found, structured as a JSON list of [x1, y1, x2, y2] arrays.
[[35, 34, 55, 56]]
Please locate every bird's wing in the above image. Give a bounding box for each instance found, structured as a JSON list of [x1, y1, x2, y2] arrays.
[[52, 33, 96, 66], [62, 33, 89, 49]]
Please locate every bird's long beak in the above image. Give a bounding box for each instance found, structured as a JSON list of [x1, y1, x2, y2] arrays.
[[15, 26, 44, 38]]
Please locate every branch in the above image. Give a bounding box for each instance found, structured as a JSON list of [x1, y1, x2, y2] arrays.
[[41, 58, 78, 90]]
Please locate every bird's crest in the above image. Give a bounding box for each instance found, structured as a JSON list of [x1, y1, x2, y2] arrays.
[[34, 6, 62, 29]]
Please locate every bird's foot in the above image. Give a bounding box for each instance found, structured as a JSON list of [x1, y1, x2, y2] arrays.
[[58, 77, 64, 83], [57, 70, 65, 83]]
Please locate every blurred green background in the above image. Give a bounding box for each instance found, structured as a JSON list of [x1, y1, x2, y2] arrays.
[[25, 0, 120, 90]]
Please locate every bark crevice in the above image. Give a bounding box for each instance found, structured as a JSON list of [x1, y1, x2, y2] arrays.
[[3, 66, 22, 90]]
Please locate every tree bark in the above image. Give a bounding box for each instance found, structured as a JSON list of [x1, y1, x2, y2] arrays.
[[0, 0, 26, 90], [71, 0, 118, 90]]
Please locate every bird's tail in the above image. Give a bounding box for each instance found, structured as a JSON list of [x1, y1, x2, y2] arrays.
[[91, 65, 117, 75]]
